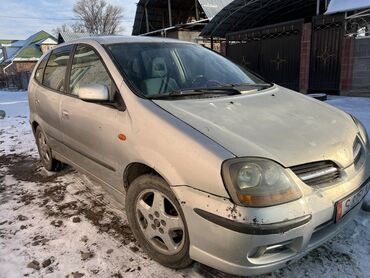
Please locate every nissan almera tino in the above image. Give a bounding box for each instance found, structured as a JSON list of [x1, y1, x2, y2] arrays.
[[28, 36, 370, 276]]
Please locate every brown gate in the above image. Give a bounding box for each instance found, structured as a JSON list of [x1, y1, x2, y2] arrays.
[[226, 20, 304, 91], [309, 14, 345, 93]]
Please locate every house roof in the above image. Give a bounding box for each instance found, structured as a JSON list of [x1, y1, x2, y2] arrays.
[[201, 0, 319, 37], [58, 32, 93, 44], [0, 39, 18, 45], [0, 30, 56, 64], [14, 45, 43, 61]]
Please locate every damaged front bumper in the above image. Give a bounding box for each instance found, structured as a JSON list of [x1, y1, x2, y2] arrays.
[[172, 170, 370, 276]]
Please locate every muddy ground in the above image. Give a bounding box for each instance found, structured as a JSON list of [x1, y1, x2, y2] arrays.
[[1, 93, 370, 277]]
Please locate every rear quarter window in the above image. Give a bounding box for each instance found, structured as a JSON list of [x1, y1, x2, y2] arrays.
[[34, 54, 49, 83]]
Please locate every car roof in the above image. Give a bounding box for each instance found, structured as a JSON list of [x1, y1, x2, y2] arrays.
[[62, 35, 193, 45]]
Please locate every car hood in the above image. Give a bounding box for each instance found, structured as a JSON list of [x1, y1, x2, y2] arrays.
[[153, 86, 358, 168]]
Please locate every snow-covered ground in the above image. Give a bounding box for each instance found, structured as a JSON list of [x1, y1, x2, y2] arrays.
[[0, 90, 369, 278]]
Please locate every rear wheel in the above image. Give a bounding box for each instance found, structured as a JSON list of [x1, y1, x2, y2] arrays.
[[35, 126, 63, 171], [126, 174, 192, 269]]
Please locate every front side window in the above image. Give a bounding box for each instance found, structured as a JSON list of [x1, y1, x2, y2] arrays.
[[34, 53, 49, 83], [43, 45, 73, 92], [69, 45, 112, 96], [107, 43, 267, 99]]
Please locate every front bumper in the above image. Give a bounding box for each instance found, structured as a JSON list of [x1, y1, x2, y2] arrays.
[[172, 165, 370, 276]]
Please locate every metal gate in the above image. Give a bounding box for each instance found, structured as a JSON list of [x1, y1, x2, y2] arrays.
[[309, 14, 345, 92], [226, 20, 303, 91]]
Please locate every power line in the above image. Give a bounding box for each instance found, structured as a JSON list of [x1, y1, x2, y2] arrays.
[[0, 15, 133, 22], [0, 15, 78, 21]]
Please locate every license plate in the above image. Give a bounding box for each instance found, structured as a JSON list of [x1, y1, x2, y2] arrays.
[[335, 182, 369, 222]]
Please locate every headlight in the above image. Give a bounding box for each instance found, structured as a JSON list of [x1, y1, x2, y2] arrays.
[[222, 158, 302, 207], [351, 115, 370, 150]]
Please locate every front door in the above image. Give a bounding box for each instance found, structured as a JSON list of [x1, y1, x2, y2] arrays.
[[60, 44, 130, 190]]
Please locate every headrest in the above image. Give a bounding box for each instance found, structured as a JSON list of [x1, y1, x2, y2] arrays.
[[151, 57, 167, 78]]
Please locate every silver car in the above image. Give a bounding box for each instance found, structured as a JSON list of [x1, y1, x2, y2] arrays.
[[28, 36, 370, 276]]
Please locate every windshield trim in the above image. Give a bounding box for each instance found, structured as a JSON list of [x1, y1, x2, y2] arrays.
[[104, 42, 271, 101]]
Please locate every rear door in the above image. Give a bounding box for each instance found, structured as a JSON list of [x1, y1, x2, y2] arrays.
[[35, 45, 73, 152], [60, 44, 129, 189]]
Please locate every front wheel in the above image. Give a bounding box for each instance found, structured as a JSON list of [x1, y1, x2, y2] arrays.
[[126, 174, 192, 269]]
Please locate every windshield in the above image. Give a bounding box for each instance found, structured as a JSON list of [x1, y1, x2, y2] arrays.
[[107, 42, 268, 99]]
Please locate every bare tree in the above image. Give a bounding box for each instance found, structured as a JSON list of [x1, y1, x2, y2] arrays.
[[52, 22, 88, 36], [73, 0, 123, 34], [52, 24, 72, 36], [71, 22, 87, 33]]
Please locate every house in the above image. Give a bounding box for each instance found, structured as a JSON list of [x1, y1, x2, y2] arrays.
[[57, 32, 93, 44], [0, 30, 57, 75], [0, 30, 57, 76], [131, 0, 232, 51]]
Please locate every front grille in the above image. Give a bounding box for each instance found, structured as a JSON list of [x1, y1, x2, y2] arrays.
[[290, 160, 340, 186], [353, 137, 363, 167]]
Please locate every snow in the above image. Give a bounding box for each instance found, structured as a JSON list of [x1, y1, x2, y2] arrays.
[[0, 90, 29, 117], [326, 96, 370, 132], [0, 90, 369, 277]]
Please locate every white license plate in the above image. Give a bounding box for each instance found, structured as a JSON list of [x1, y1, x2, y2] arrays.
[[335, 182, 370, 222]]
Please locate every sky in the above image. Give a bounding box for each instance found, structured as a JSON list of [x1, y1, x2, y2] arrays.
[[0, 0, 138, 39]]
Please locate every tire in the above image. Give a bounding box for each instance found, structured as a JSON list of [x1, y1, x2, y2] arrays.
[[35, 126, 63, 171], [126, 174, 192, 269]]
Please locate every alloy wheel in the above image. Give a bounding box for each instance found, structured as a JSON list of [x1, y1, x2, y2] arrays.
[[38, 131, 50, 163], [135, 189, 185, 255]]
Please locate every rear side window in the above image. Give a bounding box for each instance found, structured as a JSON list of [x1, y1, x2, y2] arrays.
[[34, 54, 49, 83], [69, 45, 112, 96], [43, 45, 73, 92]]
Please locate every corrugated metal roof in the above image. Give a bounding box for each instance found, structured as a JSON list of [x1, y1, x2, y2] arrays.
[[326, 0, 370, 14], [0, 39, 17, 45], [58, 32, 92, 43], [0, 30, 54, 65], [201, 0, 318, 37]]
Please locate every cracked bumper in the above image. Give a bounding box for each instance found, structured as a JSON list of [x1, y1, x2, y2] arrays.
[[172, 173, 370, 276]]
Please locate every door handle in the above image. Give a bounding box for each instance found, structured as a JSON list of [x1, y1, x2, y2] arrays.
[[62, 110, 70, 119]]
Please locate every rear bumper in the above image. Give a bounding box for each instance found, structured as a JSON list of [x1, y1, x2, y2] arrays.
[[172, 173, 370, 276]]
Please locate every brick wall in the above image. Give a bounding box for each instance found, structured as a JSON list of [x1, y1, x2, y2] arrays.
[[299, 23, 311, 93]]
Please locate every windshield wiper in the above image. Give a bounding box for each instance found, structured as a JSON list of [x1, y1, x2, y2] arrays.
[[150, 87, 240, 99], [220, 82, 273, 88]]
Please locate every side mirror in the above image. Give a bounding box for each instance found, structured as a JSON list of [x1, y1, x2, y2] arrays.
[[78, 84, 109, 102]]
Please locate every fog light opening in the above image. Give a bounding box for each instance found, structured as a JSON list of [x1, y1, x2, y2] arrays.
[[252, 240, 294, 258]]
